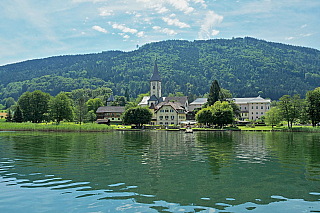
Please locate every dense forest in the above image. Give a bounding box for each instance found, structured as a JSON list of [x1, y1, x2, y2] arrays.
[[1, 37, 320, 103]]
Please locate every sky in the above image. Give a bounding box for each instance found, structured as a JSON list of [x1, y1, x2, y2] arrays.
[[0, 0, 319, 66]]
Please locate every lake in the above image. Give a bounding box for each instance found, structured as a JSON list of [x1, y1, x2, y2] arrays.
[[0, 131, 320, 212]]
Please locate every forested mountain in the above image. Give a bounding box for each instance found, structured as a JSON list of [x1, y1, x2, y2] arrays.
[[1, 37, 320, 102]]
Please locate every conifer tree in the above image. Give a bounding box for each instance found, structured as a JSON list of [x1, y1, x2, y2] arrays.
[[5, 109, 12, 122], [13, 105, 23, 123], [207, 80, 220, 106]]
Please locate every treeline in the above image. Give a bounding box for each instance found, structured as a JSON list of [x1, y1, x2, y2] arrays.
[[264, 87, 320, 127], [4, 87, 119, 124], [1, 37, 320, 103]]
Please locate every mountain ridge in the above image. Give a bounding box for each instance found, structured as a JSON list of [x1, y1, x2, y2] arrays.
[[1, 37, 319, 102]]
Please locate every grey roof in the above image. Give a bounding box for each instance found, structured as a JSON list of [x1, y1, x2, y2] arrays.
[[149, 58, 161, 82], [190, 98, 208, 105], [107, 94, 115, 102], [163, 96, 188, 106], [232, 96, 271, 104], [96, 106, 125, 113], [149, 95, 159, 101]]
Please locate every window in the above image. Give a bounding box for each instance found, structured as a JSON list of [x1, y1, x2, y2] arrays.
[[240, 106, 242, 110], [267, 106, 270, 109], [160, 122, 163, 125], [170, 109, 174, 112], [171, 116, 174, 120], [261, 106, 263, 109], [165, 109, 169, 112], [153, 86, 155, 89], [252, 106, 254, 109], [112, 118, 114, 120], [160, 109, 164, 112], [171, 122, 174, 125], [256, 106, 258, 109], [165, 116, 169, 120], [165, 122, 168, 125], [261, 112, 263, 115], [252, 112, 253, 115], [159, 116, 163, 120], [118, 118, 120, 120], [245, 107, 247, 110], [256, 112, 258, 114]]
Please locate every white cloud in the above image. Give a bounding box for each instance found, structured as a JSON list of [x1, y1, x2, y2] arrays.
[[112, 23, 138, 34], [162, 17, 190, 28], [198, 10, 223, 39], [193, 0, 207, 8], [153, 26, 177, 36], [167, 0, 194, 13], [99, 7, 114, 16], [211, 29, 220, 36], [286, 37, 294, 40], [137, 31, 145, 37], [92, 25, 108, 33], [123, 35, 130, 39], [153, 26, 161, 30], [170, 13, 176, 18], [301, 24, 307, 28]]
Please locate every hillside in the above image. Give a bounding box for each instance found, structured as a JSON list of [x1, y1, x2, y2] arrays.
[[1, 37, 320, 102]]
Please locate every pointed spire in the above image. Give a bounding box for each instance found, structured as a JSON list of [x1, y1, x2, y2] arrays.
[[150, 55, 161, 82]]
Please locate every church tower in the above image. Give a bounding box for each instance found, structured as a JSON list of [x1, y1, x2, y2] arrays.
[[150, 56, 161, 99]]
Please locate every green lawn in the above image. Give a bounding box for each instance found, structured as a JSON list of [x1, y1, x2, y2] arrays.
[[0, 120, 114, 132]]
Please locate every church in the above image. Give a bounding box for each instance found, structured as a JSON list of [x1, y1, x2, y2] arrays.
[[139, 58, 188, 126]]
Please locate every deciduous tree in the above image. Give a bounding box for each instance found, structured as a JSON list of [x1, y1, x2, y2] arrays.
[[49, 93, 74, 124], [122, 107, 152, 128]]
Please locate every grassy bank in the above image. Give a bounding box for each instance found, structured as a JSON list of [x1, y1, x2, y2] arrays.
[[238, 125, 320, 132], [0, 120, 114, 132]]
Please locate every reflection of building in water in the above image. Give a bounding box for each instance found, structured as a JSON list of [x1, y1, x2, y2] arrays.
[[234, 133, 269, 164]]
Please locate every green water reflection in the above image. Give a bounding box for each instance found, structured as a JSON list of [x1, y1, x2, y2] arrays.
[[0, 131, 320, 212]]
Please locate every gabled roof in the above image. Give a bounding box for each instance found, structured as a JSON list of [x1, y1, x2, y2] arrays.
[[138, 96, 150, 106], [149, 95, 158, 101], [190, 98, 208, 105], [163, 96, 188, 106], [96, 106, 125, 113], [150, 58, 161, 82], [155, 102, 185, 113], [107, 94, 115, 102]]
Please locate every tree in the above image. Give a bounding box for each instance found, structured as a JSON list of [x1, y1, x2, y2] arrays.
[[17, 90, 51, 123], [207, 80, 220, 106], [5, 109, 12, 122], [5, 97, 16, 109], [87, 98, 103, 113], [265, 107, 281, 128], [124, 88, 130, 102], [195, 107, 213, 126], [125, 102, 138, 111], [306, 87, 320, 127], [85, 110, 97, 123], [211, 101, 234, 128], [122, 106, 153, 128], [12, 105, 23, 123], [278, 94, 302, 128], [49, 93, 74, 124]]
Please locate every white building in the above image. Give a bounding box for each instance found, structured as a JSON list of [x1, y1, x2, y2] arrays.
[[232, 96, 271, 121]]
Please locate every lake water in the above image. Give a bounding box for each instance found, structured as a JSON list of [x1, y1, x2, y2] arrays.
[[0, 131, 320, 213]]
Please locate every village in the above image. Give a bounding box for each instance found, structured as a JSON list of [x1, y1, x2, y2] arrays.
[[96, 58, 271, 127]]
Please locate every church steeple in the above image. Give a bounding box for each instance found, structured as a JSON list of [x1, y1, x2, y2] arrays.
[[150, 55, 161, 82], [150, 56, 161, 99]]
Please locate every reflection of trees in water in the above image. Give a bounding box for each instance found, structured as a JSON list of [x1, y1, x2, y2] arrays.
[[12, 133, 74, 160], [234, 133, 270, 164], [195, 132, 234, 175]]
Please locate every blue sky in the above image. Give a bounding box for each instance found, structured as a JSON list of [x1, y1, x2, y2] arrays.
[[0, 0, 319, 66]]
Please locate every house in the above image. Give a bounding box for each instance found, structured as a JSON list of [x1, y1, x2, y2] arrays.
[[189, 98, 208, 111], [96, 106, 125, 123], [139, 57, 188, 125], [231, 96, 271, 121]]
